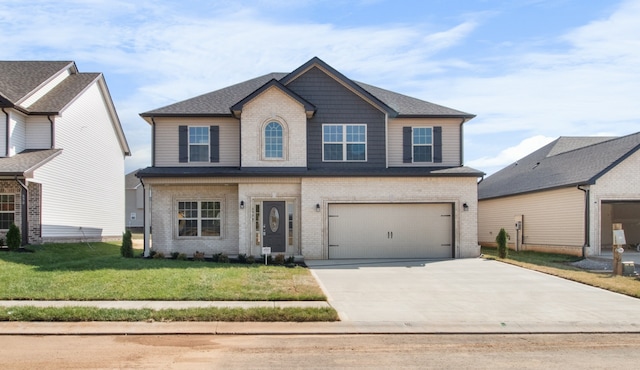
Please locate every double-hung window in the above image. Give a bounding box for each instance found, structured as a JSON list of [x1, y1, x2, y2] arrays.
[[323, 124, 366, 161], [412, 127, 433, 162], [189, 127, 209, 162], [178, 201, 221, 237], [0, 195, 15, 230]]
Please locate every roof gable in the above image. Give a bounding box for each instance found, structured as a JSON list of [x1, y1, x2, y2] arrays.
[[478, 132, 640, 199], [0, 61, 75, 106], [140, 57, 474, 120], [230, 79, 316, 118]]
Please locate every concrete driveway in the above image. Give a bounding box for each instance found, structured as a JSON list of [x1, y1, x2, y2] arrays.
[[307, 258, 640, 333]]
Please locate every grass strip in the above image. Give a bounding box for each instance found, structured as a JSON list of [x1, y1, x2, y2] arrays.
[[0, 306, 339, 322], [481, 247, 640, 299]]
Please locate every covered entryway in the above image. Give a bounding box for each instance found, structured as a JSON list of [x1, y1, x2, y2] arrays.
[[328, 203, 454, 259]]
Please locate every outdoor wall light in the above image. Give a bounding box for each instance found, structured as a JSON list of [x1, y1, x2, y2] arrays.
[[240, 200, 245, 209], [315, 203, 321, 212], [462, 202, 469, 212]]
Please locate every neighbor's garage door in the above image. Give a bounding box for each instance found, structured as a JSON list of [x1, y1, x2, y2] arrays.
[[328, 203, 453, 259]]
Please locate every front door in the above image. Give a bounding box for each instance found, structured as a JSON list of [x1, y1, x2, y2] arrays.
[[263, 201, 286, 253]]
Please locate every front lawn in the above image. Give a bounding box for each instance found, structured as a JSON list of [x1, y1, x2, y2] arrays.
[[0, 243, 325, 301], [481, 247, 640, 299]]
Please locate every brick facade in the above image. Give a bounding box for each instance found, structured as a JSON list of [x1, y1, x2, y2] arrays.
[[0, 180, 41, 245]]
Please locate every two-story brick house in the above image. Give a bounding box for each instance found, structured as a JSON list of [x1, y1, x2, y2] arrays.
[[0, 61, 130, 244], [137, 57, 483, 259]]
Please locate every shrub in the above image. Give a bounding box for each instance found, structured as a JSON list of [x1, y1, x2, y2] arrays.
[[0, 238, 5, 247], [120, 230, 134, 258], [246, 255, 256, 264], [217, 253, 229, 263], [496, 228, 508, 259], [6, 224, 21, 251], [177, 253, 187, 261], [237, 253, 247, 264], [193, 251, 205, 261], [273, 254, 285, 265], [170, 252, 180, 260], [152, 252, 165, 259]]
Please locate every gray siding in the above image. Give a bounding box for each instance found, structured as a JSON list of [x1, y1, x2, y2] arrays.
[[286, 67, 386, 169]]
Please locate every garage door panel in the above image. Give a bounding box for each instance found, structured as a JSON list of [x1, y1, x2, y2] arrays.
[[329, 203, 453, 259]]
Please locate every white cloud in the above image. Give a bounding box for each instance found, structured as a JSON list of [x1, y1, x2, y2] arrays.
[[467, 135, 556, 175]]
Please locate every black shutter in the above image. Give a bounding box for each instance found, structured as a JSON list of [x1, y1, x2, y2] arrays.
[[402, 127, 412, 163], [433, 126, 442, 163], [179, 125, 188, 163], [210, 126, 219, 163]]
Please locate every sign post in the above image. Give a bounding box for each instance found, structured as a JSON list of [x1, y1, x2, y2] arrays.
[[612, 223, 626, 276], [262, 247, 271, 265]]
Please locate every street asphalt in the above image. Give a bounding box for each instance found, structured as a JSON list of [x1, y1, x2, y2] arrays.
[[2, 257, 640, 335]]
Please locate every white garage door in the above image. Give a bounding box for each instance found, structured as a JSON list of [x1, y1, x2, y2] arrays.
[[328, 203, 453, 259]]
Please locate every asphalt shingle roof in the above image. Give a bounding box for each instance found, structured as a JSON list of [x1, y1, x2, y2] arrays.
[[141, 58, 474, 118], [0, 61, 74, 105], [0, 149, 62, 175], [27, 73, 100, 113], [478, 132, 640, 200]]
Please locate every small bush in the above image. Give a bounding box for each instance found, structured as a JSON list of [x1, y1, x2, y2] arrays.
[[246, 255, 256, 264], [120, 230, 134, 258], [285, 255, 295, 264], [273, 254, 285, 265], [170, 252, 180, 260], [496, 228, 508, 259], [152, 252, 165, 259], [193, 251, 205, 261], [177, 253, 187, 261], [217, 253, 230, 263], [0, 238, 5, 247], [237, 253, 247, 264], [6, 224, 21, 250]]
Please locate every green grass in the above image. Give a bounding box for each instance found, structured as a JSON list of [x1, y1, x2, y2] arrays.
[[482, 247, 640, 299], [0, 243, 325, 301], [0, 306, 338, 322]]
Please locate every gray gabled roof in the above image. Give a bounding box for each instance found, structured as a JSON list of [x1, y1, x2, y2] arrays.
[[27, 73, 100, 114], [478, 132, 640, 200], [0, 61, 75, 105], [125, 169, 141, 189], [0, 149, 62, 176], [140, 57, 474, 119]]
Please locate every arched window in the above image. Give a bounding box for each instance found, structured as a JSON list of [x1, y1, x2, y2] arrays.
[[264, 121, 283, 158]]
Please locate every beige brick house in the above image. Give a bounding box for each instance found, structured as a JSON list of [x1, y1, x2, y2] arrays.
[[478, 132, 640, 256], [137, 57, 483, 259]]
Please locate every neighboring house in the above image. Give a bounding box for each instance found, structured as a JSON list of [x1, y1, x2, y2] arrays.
[[125, 169, 144, 230], [478, 132, 640, 256], [0, 61, 131, 244], [137, 57, 483, 259]]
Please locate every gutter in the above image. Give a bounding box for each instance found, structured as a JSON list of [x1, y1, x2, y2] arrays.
[[577, 185, 590, 258], [14, 176, 29, 246], [47, 115, 55, 148], [2, 108, 9, 157], [139, 177, 150, 258], [150, 117, 156, 167], [459, 118, 465, 166]]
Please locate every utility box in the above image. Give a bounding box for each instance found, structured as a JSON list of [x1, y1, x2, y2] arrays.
[[622, 261, 636, 276]]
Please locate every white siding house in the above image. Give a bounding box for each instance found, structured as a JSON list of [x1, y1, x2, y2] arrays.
[[0, 61, 130, 244]]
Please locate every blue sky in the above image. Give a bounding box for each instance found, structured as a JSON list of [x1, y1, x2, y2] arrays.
[[2, 0, 639, 175]]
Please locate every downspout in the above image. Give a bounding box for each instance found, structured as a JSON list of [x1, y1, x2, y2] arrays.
[[139, 177, 149, 257], [577, 185, 590, 258], [2, 108, 9, 157], [150, 117, 156, 167], [459, 118, 465, 166], [15, 176, 29, 246], [47, 115, 55, 148]]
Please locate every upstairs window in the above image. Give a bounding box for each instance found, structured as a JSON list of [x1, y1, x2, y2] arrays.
[[412, 127, 433, 162], [323, 124, 366, 161], [264, 122, 283, 158], [189, 126, 209, 162], [0, 194, 15, 230]]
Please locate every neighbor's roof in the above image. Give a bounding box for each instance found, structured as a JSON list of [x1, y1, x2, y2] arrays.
[[125, 169, 142, 189], [478, 132, 640, 200], [0, 149, 62, 176], [141, 57, 474, 119]]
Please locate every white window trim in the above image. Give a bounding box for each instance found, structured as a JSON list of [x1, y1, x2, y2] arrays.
[[188, 126, 210, 163], [176, 199, 223, 239], [412, 126, 434, 163], [322, 124, 367, 162], [261, 119, 288, 161], [0, 194, 15, 231]]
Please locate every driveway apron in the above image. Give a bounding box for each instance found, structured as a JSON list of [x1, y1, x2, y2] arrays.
[[307, 258, 640, 332]]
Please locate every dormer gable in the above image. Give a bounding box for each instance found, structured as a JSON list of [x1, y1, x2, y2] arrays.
[[230, 79, 316, 119]]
